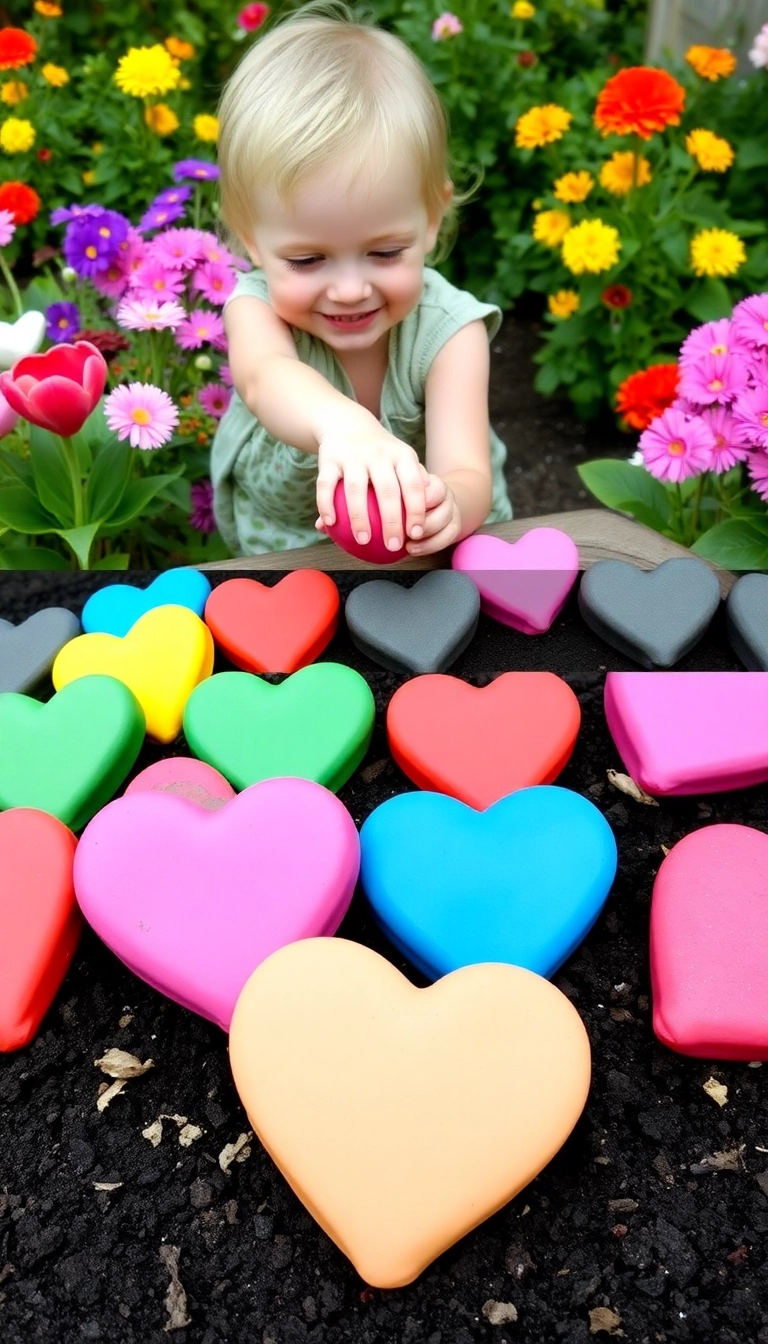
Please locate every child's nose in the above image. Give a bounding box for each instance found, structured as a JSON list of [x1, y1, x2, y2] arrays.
[[326, 267, 373, 304]]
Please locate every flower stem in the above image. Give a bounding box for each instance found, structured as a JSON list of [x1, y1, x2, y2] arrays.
[[60, 435, 84, 527], [0, 250, 24, 319]]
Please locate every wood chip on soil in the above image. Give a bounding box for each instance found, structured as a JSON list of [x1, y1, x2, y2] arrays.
[[703, 1077, 728, 1107], [588, 1306, 624, 1335], [219, 1132, 253, 1171], [95, 1048, 154, 1079], [607, 770, 659, 806], [690, 1146, 744, 1174], [159, 1244, 190, 1332]]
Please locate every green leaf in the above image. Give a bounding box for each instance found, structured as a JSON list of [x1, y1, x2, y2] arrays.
[[617, 500, 675, 535], [737, 138, 768, 171], [533, 363, 563, 396], [684, 278, 733, 324], [0, 487, 59, 534], [576, 459, 672, 524], [28, 427, 76, 525], [691, 520, 768, 570], [104, 473, 182, 528], [54, 521, 102, 569], [87, 438, 133, 522], [91, 553, 131, 570], [0, 545, 70, 570]]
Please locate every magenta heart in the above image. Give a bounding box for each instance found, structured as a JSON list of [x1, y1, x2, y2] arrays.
[[605, 671, 768, 795], [451, 528, 579, 634], [73, 778, 360, 1029], [327, 482, 408, 564], [651, 824, 768, 1059]]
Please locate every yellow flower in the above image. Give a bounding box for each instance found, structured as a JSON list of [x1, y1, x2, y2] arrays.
[[91, 141, 104, 155], [114, 45, 181, 98], [1, 80, 28, 106], [515, 104, 572, 150], [599, 150, 652, 196], [690, 228, 745, 278], [34, 0, 62, 14], [553, 170, 594, 204], [532, 209, 572, 247], [145, 103, 180, 136], [179, 77, 192, 91], [82, 169, 96, 186], [685, 45, 737, 80], [511, 1, 535, 17], [0, 116, 35, 153], [548, 290, 580, 319], [685, 128, 735, 173], [165, 36, 195, 60], [193, 113, 219, 143], [41, 63, 70, 87], [562, 219, 621, 274]]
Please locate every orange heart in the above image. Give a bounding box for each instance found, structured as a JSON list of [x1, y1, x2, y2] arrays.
[[204, 572, 340, 674], [387, 672, 581, 808], [229, 938, 591, 1287]]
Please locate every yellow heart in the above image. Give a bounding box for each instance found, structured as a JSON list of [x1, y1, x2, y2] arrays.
[[230, 938, 591, 1287], [52, 606, 214, 744]]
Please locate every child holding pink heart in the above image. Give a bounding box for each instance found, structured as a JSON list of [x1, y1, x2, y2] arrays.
[[211, 0, 513, 558]]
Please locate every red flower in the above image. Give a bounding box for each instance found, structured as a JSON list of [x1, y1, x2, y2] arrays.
[[595, 67, 685, 140], [37, 147, 53, 163], [615, 363, 679, 430], [601, 284, 633, 310], [517, 51, 538, 68], [0, 341, 107, 437], [74, 328, 130, 360], [0, 27, 37, 71], [237, 3, 269, 30], [0, 181, 41, 224]]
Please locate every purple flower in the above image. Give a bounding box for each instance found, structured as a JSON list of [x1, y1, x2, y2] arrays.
[[138, 200, 187, 233], [172, 159, 220, 183], [733, 387, 768, 449], [45, 300, 81, 344], [219, 363, 233, 386], [50, 203, 104, 226], [198, 382, 232, 418], [678, 351, 750, 407], [748, 450, 768, 501], [731, 293, 768, 350], [639, 408, 716, 483], [63, 209, 130, 277], [153, 185, 192, 209], [190, 478, 216, 532]]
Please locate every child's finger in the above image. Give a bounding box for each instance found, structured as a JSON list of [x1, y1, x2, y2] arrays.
[[343, 471, 373, 545], [423, 473, 448, 510], [315, 463, 342, 527], [369, 466, 407, 551], [396, 460, 427, 540]]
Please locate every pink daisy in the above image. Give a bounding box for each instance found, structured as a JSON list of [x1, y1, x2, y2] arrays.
[[679, 319, 734, 366], [91, 255, 131, 300], [116, 298, 187, 331], [190, 478, 216, 532], [130, 258, 186, 304], [748, 450, 768, 501], [176, 307, 226, 350], [0, 209, 16, 247], [731, 293, 768, 350], [151, 227, 205, 271], [639, 408, 716, 483], [678, 351, 750, 407], [219, 363, 233, 386], [198, 382, 232, 418], [104, 382, 179, 451], [732, 386, 768, 450], [123, 227, 148, 276], [191, 260, 236, 306], [697, 405, 751, 473]]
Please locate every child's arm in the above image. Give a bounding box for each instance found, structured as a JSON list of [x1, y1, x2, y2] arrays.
[[225, 296, 427, 550], [410, 319, 494, 556]]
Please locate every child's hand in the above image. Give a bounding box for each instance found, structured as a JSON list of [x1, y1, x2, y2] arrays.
[[315, 422, 427, 552], [405, 473, 461, 557]]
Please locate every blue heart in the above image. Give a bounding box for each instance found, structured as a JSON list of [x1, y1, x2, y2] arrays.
[[81, 569, 212, 637], [360, 786, 617, 981]]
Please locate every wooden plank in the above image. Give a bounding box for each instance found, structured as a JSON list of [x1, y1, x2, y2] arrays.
[[199, 507, 736, 597]]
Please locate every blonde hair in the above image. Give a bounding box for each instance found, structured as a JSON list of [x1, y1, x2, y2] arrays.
[[217, 0, 480, 264]]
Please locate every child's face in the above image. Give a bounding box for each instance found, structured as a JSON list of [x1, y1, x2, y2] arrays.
[[245, 154, 448, 356]]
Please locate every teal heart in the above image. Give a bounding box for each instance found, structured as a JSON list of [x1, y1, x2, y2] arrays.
[[0, 674, 146, 832], [81, 568, 211, 637], [183, 664, 376, 792]]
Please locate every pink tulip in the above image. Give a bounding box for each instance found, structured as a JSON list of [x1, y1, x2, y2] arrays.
[[0, 340, 107, 438], [237, 3, 269, 30], [0, 387, 19, 437]]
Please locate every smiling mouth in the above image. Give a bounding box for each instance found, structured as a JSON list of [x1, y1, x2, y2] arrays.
[[323, 310, 379, 322]]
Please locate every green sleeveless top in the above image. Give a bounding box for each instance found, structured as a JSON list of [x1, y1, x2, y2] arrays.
[[210, 266, 513, 556]]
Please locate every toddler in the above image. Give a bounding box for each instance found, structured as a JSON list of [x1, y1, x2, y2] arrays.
[[212, 0, 513, 557]]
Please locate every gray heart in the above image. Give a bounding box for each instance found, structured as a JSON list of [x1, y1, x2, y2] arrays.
[[726, 573, 768, 670], [344, 571, 480, 675], [0, 607, 82, 693], [577, 558, 721, 668]]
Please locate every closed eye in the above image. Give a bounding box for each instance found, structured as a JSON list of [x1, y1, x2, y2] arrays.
[[285, 249, 405, 271]]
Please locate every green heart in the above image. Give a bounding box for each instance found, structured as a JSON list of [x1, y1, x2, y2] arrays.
[[0, 674, 146, 832], [183, 664, 375, 793]]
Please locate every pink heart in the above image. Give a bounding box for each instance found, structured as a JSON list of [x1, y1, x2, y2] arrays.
[[451, 529, 579, 634], [73, 778, 360, 1030], [605, 672, 768, 795], [651, 824, 768, 1059]]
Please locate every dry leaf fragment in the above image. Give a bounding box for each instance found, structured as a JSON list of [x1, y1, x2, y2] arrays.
[[93, 1182, 123, 1192], [703, 1077, 728, 1107], [142, 1120, 164, 1148], [178, 1124, 203, 1147], [660, 844, 670, 856], [607, 769, 659, 806], [118, 1013, 133, 1029], [608, 1198, 638, 1213], [219, 1132, 253, 1171], [360, 759, 388, 783], [482, 1300, 518, 1326], [589, 1306, 624, 1335], [690, 1146, 744, 1175], [97, 1079, 126, 1112], [95, 1049, 154, 1079], [159, 1245, 190, 1332]]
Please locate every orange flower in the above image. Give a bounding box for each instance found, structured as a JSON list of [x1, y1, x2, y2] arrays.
[[0, 27, 38, 71], [685, 45, 737, 80], [615, 364, 679, 430], [0, 179, 41, 223], [594, 67, 685, 140]]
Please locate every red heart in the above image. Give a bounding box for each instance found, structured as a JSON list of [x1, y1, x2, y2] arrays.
[[0, 808, 82, 1051], [204, 572, 340, 674], [387, 672, 581, 809]]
